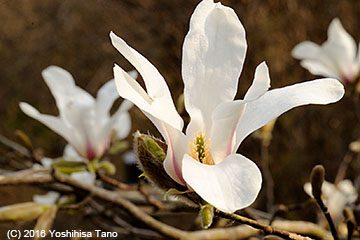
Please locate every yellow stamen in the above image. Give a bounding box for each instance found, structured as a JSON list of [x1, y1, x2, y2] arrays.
[[189, 132, 215, 165]]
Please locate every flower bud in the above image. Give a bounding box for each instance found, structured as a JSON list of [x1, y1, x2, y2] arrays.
[[0, 202, 50, 222], [310, 165, 325, 199], [200, 204, 214, 229], [134, 132, 186, 192], [34, 205, 58, 239]]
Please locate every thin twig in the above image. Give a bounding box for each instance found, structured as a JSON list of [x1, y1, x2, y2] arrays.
[[215, 210, 313, 240], [138, 180, 166, 210], [98, 172, 137, 191], [314, 197, 339, 240], [335, 153, 353, 184], [0, 134, 31, 158]]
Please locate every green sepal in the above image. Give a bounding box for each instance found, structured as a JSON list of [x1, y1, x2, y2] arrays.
[[51, 159, 86, 168], [97, 161, 116, 175], [164, 188, 191, 200], [144, 137, 166, 162], [54, 166, 85, 175]]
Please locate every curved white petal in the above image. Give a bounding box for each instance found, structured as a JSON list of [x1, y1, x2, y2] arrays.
[[96, 79, 119, 117], [234, 78, 344, 149], [110, 33, 183, 131], [182, 0, 247, 135], [113, 64, 183, 132], [300, 60, 340, 79], [326, 18, 357, 66], [292, 41, 340, 79], [183, 153, 262, 213], [96, 71, 137, 120], [19, 102, 84, 154], [143, 113, 187, 185], [42, 66, 95, 115], [63, 144, 88, 162], [244, 62, 271, 101], [210, 101, 246, 164], [110, 100, 133, 140]]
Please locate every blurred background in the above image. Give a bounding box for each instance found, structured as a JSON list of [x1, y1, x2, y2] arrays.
[[1, 0, 360, 233]]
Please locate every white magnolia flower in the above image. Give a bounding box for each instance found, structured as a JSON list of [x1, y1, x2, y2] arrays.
[[304, 180, 358, 221], [111, 0, 344, 213], [20, 66, 136, 160], [292, 18, 360, 84]]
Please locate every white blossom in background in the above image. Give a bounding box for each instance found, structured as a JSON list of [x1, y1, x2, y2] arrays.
[[33, 191, 60, 205], [292, 18, 360, 84], [20, 66, 136, 160], [111, 0, 344, 213], [304, 180, 358, 222]]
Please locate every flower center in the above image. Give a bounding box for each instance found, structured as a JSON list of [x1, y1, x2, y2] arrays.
[[189, 132, 215, 165]]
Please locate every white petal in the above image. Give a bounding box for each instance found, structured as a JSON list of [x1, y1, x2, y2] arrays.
[[234, 78, 344, 149], [303, 182, 312, 197], [63, 144, 88, 162], [326, 18, 357, 68], [42, 66, 95, 115], [244, 62, 271, 101], [40, 157, 53, 168], [210, 101, 246, 164], [300, 59, 340, 79], [292, 41, 340, 79], [19, 102, 84, 154], [109, 100, 133, 140], [95, 71, 137, 121], [142, 114, 187, 185], [110, 32, 183, 131], [337, 179, 358, 203], [113, 65, 183, 132], [183, 153, 262, 213], [70, 171, 96, 186], [96, 79, 119, 117], [33, 191, 60, 205], [182, 0, 247, 135]]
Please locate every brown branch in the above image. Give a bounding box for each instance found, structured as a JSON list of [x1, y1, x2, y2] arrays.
[[335, 153, 353, 184], [0, 168, 53, 185], [314, 197, 339, 240], [215, 210, 314, 240], [1, 170, 331, 240], [53, 171, 188, 239], [0, 134, 31, 158]]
